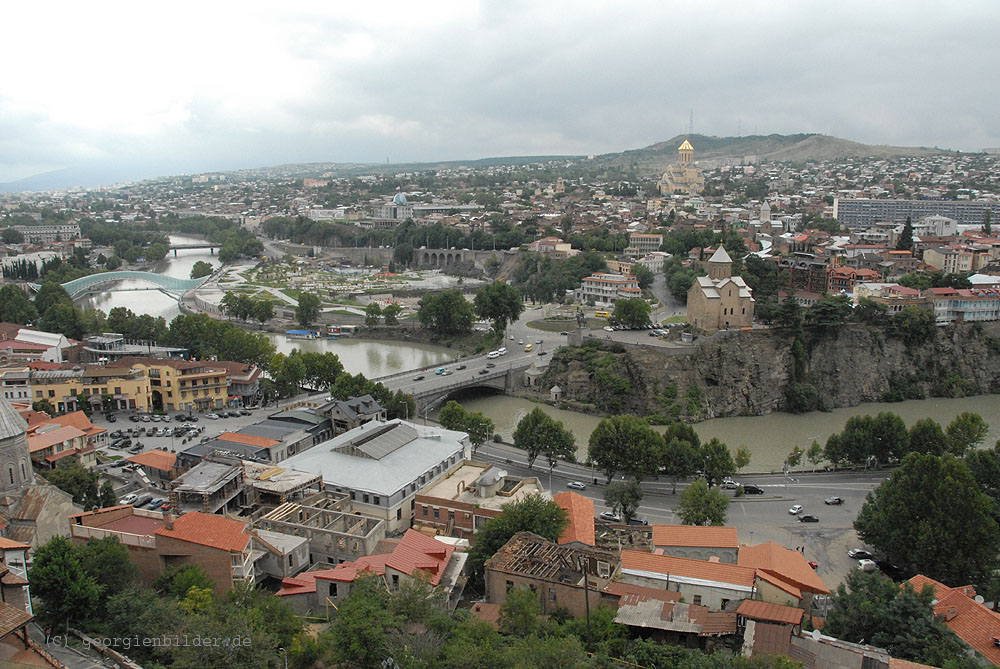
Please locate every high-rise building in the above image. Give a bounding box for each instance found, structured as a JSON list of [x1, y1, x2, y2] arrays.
[[833, 198, 1000, 228]]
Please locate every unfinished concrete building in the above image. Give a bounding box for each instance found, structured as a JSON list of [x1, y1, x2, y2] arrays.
[[255, 491, 385, 567], [169, 459, 244, 514]]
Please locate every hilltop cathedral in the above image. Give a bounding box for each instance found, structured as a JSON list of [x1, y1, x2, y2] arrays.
[[658, 139, 704, 195]]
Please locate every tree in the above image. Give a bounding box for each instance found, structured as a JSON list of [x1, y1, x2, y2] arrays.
[[190, 260, 214, 279], [985, 208, 992, 236], [785, 445, 804, 471], [32, 398, 54, 415], [897, 216, 914, 250], [0, 284, 38, 325], [824, 570, 974, 667], [513, 407, 574, 469], [253, 299, 274, 324], [853, 297, 888, 324], [382, 302, 402, 326], [855, 452, 1000, 585], [364, 301, 382, 328], [734, 445, 752, 473], [611, 297, 652, 329], [632, 264, 654, 290], [296, 291, 321, 328], [46, 456, 103, 509], [499, 586, 543, 638], [678, 478, 729, 526], [28, 536, 101, 627], [34, 280, 73, 315], [662, 437, 700, 494], [966, 443, 1000, 516], [75, 536, 138, 615], [418, 290, 475, 335], [1, 226, 24, 243], [908, 418, 948, 455], [154, 563, 215, 599], [474, 280, 523, 336], [588, 415, 664, 483], [605, 481, 643, 522], [468, 494, 568, 582], [774, 297, 804, 331], [807, 441, 824, 469], [105, 254, 121, 270], [946, 412, 989, 457], [39, 301, 84, 339], [439, 401, 496, 454], [804, 294, 852, 330], [700, 438, 736, 487]]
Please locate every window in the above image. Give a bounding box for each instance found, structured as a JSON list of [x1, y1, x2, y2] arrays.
[[70, 388, 77, 396], [288, 555, 294, 567], [391, 574, 399, 589], [433, 508, 440, 520], [20, 463, 25, 480], [35, 391, 41, 398], [721, 598, 730, 610], [693, 595, 702, 606], [7, 468, 13, 485], [363, 494, 369, 504], [350, 491, 356, 501], [422, 506, 428, 517], [373, 496, 380, 506], [506, 580, 514, 592], [48, 390, 54, 398], [396, 509, 402, 521], [549, 589, 557, 602], [448, 511, 455, 521], [114, 387, 121, 395], [330, 582, 337, 597]]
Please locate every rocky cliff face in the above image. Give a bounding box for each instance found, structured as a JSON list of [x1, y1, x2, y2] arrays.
[[535, 323, 1000, 421]]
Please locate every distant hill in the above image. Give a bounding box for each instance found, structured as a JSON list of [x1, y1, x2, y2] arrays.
[[602, 133, 949, 172]]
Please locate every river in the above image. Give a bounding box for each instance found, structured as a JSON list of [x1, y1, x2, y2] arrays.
[[77, 234, 218, 321], [444, 390, 1000, 473], [76, 241, 1000, 470]]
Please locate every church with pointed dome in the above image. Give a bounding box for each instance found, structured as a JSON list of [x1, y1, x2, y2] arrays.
[[658, 139, 705, 195], [686, 246, 755, 330]]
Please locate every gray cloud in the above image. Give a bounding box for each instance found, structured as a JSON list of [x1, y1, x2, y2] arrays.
[[1, 1, 998, 183]]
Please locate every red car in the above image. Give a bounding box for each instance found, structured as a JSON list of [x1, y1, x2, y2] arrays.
[[808, 561, 818, 570]]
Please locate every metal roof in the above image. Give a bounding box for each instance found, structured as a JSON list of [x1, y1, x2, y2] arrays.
[[0, 398, 27, 441]]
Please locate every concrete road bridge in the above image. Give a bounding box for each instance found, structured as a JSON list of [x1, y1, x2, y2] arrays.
[[378, 355, 538, 413], [30, 271, 211, 299], [169, 243, 221, 255]]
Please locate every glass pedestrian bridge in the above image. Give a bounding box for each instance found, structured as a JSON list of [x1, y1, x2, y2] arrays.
[[29, 271, 210, 298]]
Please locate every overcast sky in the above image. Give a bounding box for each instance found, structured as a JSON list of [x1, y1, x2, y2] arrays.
[[2, 1, 998, 183]]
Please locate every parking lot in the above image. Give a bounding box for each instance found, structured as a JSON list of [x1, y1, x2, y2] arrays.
[[91, 408, 275, 498]]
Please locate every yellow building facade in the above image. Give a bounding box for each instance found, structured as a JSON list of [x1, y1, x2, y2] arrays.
[[124, 359, 229, 412], [31, 365, 151, 414]]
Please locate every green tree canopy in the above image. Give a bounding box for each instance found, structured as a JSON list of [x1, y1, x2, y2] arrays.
[[678, 478, 729, 526], [908, 417, 949, 455], [662, 436, 700, 494], [189, 260, 214, 279], [418, 289, 475, 335], [855, 452, 1000, 585], [28, 535, 101, 627], [513, 407, 574, 469], [588, 414, 665, 482], [468, 494, 568, 583], [699, 437, 736, 487], [474, 280, 524, 336], [439, 400, 495, 454], [605, 480, 643, 522], [611, 297, 652, 329], [296, 291, 322, 328], [0, 284, 38, 325], [824, 570, 975, 667], [946, 412, 989, 457], [364, 301, 382, 328], [382, 302, 402, 325]]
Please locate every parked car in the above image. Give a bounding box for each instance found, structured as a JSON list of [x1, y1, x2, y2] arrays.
[[808, 560, 819, 569], [159, 503, 172, 512], [599, 511, 621, 523], [788, 505, 803, 515], [823, 496, 844, 505], [603, 326, 614, 332], [721, 478, 739, 489], [205, 413, 220, 420], [146, 498, 164, 510], [140, 415, 151, 422], [847, 548, 874, 560], [741, 484, 764, 494], [119, 493, 138, 505], [127, 444, 143, 454], [239, 409, 251, 416], [174, 415, 186, 422], [129, 415, 140, 422], [132, 495, 153, 508], [627, 517, 649, 526], [858, 559, 877, 572], [566, 481, 586, 490], [106, 415, 117, 423], [798, 514, 819, 523], [497, 347, 507, 356]]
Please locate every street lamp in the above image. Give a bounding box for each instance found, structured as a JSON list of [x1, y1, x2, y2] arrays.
[[278, 647, 288, 669]]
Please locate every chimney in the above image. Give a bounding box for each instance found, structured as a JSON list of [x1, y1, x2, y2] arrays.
[[163, 512, 174, 531]]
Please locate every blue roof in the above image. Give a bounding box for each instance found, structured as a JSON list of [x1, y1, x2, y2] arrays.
[[285, 329, 313, 335]]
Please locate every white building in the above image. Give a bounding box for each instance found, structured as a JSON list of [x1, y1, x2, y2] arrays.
[[280, 419, 470, 533], [578, 273, 642, 306], [12, 224, 81, 243]]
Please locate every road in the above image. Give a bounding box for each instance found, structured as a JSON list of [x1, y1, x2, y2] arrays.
[[473, 437, 887, 589]]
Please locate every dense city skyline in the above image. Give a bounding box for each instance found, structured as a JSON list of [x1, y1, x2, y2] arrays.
[[2, 1, 998, 185]]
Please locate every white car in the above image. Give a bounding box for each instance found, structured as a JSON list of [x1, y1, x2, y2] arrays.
[[603, 326, 614, 332], [788, 505, 803, 515], [566, 481, 586, 490], [497, 347, 507, 356], [119, 493, 138, 505], [599, 511, 621, 522], [205, 413, 220, 420]]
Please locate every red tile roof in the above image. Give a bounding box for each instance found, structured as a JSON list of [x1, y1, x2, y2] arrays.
[[218, 432, 279, 448], [0, 538, 29, 550], [621, 550, 756, 588], [652, 524, 738, 549], [737, 599, 804, 625], [932, 589, 1000, 666], [127, 449, 177, 471], [738, 542, 830, 595], [552, 491, 595, 546], [601, 581, 681, 607], [154, 511, 250, 552], [27, 425, 86, 453]]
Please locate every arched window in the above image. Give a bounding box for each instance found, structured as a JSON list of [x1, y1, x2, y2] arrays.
[[7, 467, 13, 485], [19, 462, 25, 481]]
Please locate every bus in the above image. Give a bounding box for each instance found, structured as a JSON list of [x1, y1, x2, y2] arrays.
[[594, 311, 611, 318]]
